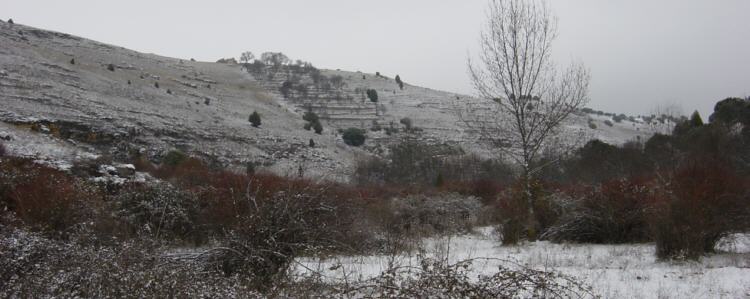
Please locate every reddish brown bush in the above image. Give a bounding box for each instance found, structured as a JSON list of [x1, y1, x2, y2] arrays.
[[650, 160, 747, 260], [0, 158, 103, 237], [495, 179, 553, 244]]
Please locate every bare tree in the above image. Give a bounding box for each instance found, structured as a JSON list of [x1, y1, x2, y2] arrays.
[[239, 51, 255, 64], [462, 0, 590, 239]]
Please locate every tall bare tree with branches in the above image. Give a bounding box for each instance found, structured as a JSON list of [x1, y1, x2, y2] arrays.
[[461, 0, 590, 240]]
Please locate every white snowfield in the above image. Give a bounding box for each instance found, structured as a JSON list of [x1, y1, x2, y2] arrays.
[[297, 228, 750, 299], [0, 20, 671, 180]]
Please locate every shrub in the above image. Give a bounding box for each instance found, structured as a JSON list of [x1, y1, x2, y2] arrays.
[[69, 58, 75, 65], [366, 89, 378, 102], [342, 128, 366, 146], [400, 117, 413, 130], [395, 75, 404, 90], [0, 226, 262, 297], [308, 138, 315, 147], [341, 258, 595, 298], [587, 120, 597, 129], [154, 82, 160, 88], [248, 111, 261, 127], [245, 162, 256, 175], [0, 158, 101, 237], [311, 120, 323, 134], [613, 114, 626, 123], [302, 112, 322, 133], [495, 179, 559, 244], [162, 150, 187, 167], [112, 182, 200, 241], [388, 194, 482, 236], [197, 177, 363, 287], [107, 64, 115, 71], [0, 142, 5, 156], [604, 120, 614, 127], [542, 178, 652, 244], [650, 160, 747, 260], [279, 81, 293, 98]]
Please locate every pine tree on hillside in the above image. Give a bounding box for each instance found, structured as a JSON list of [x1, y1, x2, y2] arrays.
[[395, 75, 404, 90], [248, 111, 261, 127]]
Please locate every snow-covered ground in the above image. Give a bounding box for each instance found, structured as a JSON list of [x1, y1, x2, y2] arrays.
[[297, 227, 750, 298]]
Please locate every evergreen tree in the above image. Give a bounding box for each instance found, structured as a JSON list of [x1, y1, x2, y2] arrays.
[[690, 110, 704, 127], [312, 120, 323, 134], [248, 111, 261, 127], [395, 75, 404, 90]]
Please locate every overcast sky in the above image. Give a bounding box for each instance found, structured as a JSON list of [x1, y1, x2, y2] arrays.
[[4, 0, 749, 117]]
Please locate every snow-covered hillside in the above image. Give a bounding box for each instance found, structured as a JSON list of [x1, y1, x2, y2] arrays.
[[0, 20, 671, 179]]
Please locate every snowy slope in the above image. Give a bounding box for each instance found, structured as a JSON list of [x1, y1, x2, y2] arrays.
[[0, 20, 670, 179]]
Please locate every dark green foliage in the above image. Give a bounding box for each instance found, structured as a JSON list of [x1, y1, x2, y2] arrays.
[[554, 139, 651, 184], [154, 82, 160, 88], [673, 110, 705, 135], [690, 110, 704, 127], [166, 89, 172, 95], [312, 120, 323, 134], [303, 112, 323, 134], [107, 64, 115, 71], [248, 111, 261, 127], [709, 97, 750, 125], [69, 58, 75, 65], [302, 111, 319, 124], [342, 128, 366, 146], [309, 139, 315, 148], [395, 75, 404, 90], [366, 89, 378, 102], [162, 150, 188, 167]]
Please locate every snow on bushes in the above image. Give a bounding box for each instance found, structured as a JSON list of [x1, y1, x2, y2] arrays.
[[0, 224, 263, 298], [388, 193, 483, 236], [335, 258, 596, 298], [542, 177, 652, 244], [112, 182, 200, 241]]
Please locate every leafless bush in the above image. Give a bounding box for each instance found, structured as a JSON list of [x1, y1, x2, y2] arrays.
[[542, 178, 652, 244], [336, 258, 597, 298], [389, 193, 483, 236], [192, 179, 360, 288], [0, 224, 263, 298], [112, 182, 201, 242]]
